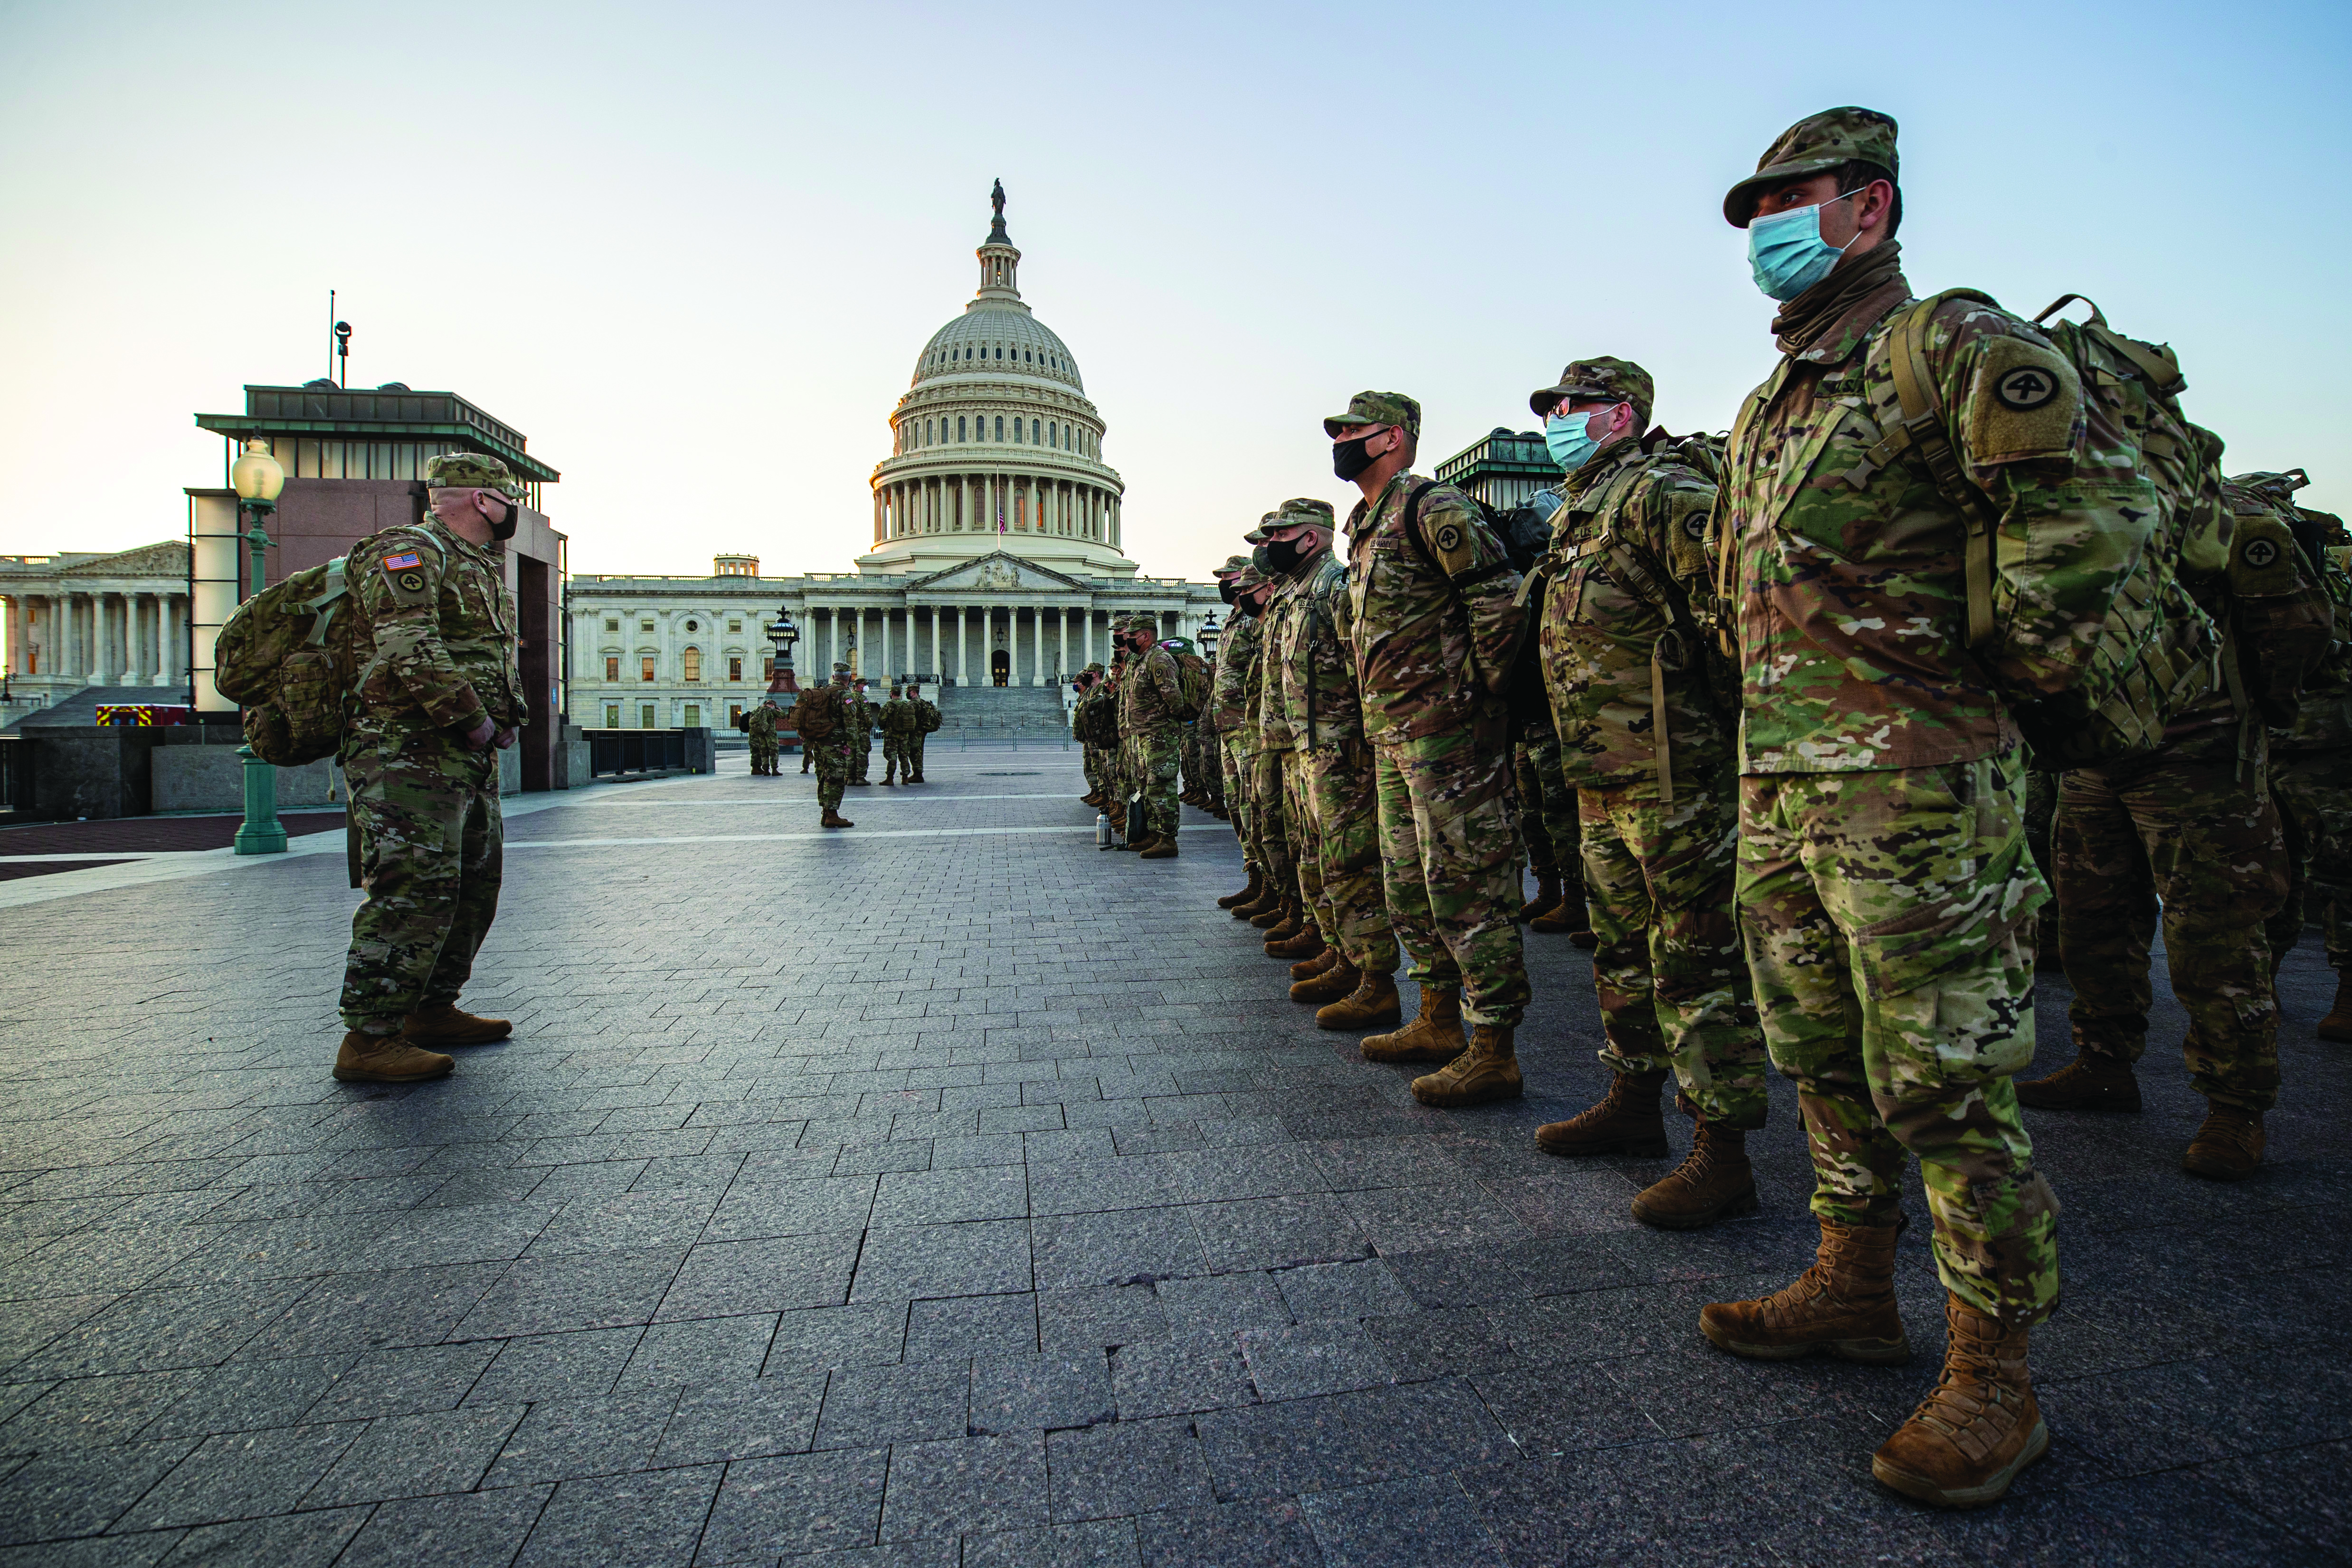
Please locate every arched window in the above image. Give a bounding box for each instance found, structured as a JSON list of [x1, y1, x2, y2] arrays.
[[958, 416, 967, 441], [1014, 419, 1023, 444], [1032, 419, 1041, 444], [995, 416, 1004, 441], [682, 647, 702, 682]]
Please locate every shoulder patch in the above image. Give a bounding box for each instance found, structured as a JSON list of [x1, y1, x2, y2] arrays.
[[1966, 335, 2081, 464], [2230, 514, 2298, 597], [383, 552, 423, 572], [1422, 494, 1480, 577]]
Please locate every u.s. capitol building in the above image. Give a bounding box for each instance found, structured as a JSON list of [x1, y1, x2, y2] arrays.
[[566, 187, 1219, 732]]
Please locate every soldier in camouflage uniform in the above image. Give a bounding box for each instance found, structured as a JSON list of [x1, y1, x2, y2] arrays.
[[1214, 566, 1271, 912], [1257, 497, 1403, 1030], [1076, 667, 1106, 807], [1236, 548, 1299, 924], [1699, 108, 2075, 1509], [1514, 717, 1591, 942], [847, 681, 876, 785], [1328, 391, 1530, 1109], [2022, 467, 2331, 1171], [1520, 358, 1769, 1231], [879, 686, 916, 786], [2263, 489, 2352, 1038], [907, 687, 938, 783], [1252, 530, 1323, 964], [333, 452, 529, 1085], [1118, 616, 1186, 858], [794, 663, 858, 828], [747, 699, 778, 776]]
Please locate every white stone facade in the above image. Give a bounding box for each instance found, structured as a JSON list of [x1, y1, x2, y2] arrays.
[[0, 543, 195, 716]]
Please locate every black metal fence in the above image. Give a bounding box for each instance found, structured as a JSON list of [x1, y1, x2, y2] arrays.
[[0, 736, 33, 818], [584, 730, 688, 778]]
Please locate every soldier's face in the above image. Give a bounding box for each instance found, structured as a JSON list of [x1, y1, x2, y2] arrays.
[[1748, 172, 1890, 251]]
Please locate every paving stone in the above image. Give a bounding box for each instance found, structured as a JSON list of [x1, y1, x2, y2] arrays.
[[1032, 1211, 1206, 1292], [464, 1327, 643, 1406], [701, 1177, 876, 1242], [455, 1246, 688, 1338], [0, 1437, 195, 1543], [332, 1482, 552, 1567], [618, 1314, 779, 1387], [905, 1293, 1037, 1362], [512, 1463, 723, 1568], [115, 1425, 358, 1531], [851, 1221, 1034, 1303], [968, 1352, 1114, 1436], [303, 1340, 499, 1423], [481, 1386, 681, 1486], [0, 1370, 203, 1452], [1188, 1195, 1371, 1273], [303, 1404, 524, 1506], [1045, 1416, 1214, 1522], [960, 1517, 1140, 1568], [874, 1166, 1029, 1226], [654, 1372, 826, 1464], [151, 1505, 370, 1565], [814, 1360, 972, 1449], [697, 1445, 888, 1562], [1037, 1286, 1168, 1353], [1235, 1321, 1393, 1401], [1135, 1498, 1322, 1568], [1154, 1274, 1291, 1339], [879, 1432, 1048, 1541]]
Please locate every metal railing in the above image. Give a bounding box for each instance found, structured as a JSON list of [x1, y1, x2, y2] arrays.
[[584, 729, 688, 778]]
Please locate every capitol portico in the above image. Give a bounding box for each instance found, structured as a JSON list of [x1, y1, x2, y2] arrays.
[[564, 188, 1217, 729]]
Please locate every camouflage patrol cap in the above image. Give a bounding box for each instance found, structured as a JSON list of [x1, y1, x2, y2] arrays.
[[1529, 357, 1654, 430], [1322, 391, 1422, 440], [1232, 565, 1267, 590], [1724, 106, 1899, 227], [1085, 661, 1105, 675], [423, 451, 525, 499], [832, 661, 852, 675], [1214, 553, 1250, 577]]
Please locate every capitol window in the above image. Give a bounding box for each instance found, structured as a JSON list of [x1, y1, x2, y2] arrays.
[[683, 647, 702, 681], [605, 656, 619, 682], [729, 655, 743, 682], [641, 656, 656, 682], [604, 617, 618, 632], [1014, 419, 1023, 444], [995, 416, 1004, 440], [1032, 419, 1041, 443], [605, 703, 620, 728], [958, 416, 967, 441]]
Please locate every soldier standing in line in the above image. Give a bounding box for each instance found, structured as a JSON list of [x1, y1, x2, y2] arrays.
[[2259, 485, 2352, 1037], [1118, 616, 1187, 859], [1517, 356, 1769, 1230], [1701, 107, 2080, 1506], [1076, 667, 1106, 807], [847, 680, 877, 786], [794, 663, 858, 829], [1234, 546, 1299, 925], [1257, 497, 1403, 1031], [1252, 522, 1324, 965], [747, 698, 778, 776], [1514, 708, 1593, 944], [1327, 391, 1531, 1108], [2020, 466, 2330, 1173], [1101, 647, 1135, 845], [1212, 562, 1268, 910], [879, 685, 915, 786], [908, 685, 939, 783], [332, 452, 529, 1085]]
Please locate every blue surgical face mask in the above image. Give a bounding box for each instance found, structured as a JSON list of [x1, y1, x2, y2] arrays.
[[1545, 405, 1620, 473], [1746, 190, 1862, 302]]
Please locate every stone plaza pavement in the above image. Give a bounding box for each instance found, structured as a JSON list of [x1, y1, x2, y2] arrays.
[[0, 745, 2343, 1566]]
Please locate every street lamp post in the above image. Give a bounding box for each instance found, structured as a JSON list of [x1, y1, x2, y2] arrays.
[[228, 440, 289, 855], [1197, 614, 1222, 662], [766, 605, 801, 752]]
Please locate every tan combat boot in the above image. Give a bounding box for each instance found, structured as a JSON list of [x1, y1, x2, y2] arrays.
[[2181, 1102, 2265, 1180], [1318, 971, 1401, 1031], [1631, 1114, 1758, 1229], [1535, 1069, 1669, 1158], [1700, 1219, 1910, 1364], [1291, 958, 1359, 1004], [1267, 924, 1324, 961], [1292, 946, 1341, 981], [1360, 984, 1465, 1064], [1531, 893, 1594, 946], [822, 810, 855, 829], [1141, 838, 1179, 860], [881, 767, 897, 785], [1261, 899, 1305, 941], [1218, 867, 1264, 911], [1870, 1297, 2049, 1508], [2013, 1052, 2140, 1112], [401, 1004, 512, 1047], [1516, 870, 1561, 924], [1233, 884, 1280, 921], [2319, 971, 2352, 1043], [1412, 1024, 1523, 1108], [333, 1029, 454, 1085]]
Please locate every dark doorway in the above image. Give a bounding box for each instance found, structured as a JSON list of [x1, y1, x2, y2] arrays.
[[517, 553, 553, 790], [991, 650, 1010, 686]]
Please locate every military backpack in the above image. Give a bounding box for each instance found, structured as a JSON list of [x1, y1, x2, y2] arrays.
[[1839, 290, 2229, 767], [1167, 643, 1210, 722], [2219, 469, 2341, 752], [210, 555, 374, 766]]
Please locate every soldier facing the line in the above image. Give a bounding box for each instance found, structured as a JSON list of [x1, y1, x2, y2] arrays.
[[879, 685, 916, 786], [791, 663, 859, 829]]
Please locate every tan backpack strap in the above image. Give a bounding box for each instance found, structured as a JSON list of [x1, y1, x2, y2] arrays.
[[1712, 394, 1766, 656], [1863, 295, 2002, 650], [1650, 649, 1673, 808]]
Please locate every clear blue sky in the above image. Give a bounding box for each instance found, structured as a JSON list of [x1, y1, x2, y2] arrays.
[[3, 0, 2347, 583]]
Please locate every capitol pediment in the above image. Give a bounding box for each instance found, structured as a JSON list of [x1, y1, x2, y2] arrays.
[[909, 552, 1084, 596], [58, 541, 190, 578]]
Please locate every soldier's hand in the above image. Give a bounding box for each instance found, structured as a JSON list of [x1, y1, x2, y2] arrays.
[[460, 715, 497, 751], [494, 728, 517, 750]]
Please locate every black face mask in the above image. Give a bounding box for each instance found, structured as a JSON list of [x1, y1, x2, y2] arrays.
[[1331, 435, 1379, 482], [1258, 538, 1304, 576], [487, 495, 519, 541], [1218, 580, 1237, 606]]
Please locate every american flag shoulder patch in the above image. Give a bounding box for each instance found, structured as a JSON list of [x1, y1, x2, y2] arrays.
[[383, 552, 423, 571]]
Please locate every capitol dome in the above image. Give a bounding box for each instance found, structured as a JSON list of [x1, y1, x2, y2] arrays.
[[858, 187, 1133, 578]]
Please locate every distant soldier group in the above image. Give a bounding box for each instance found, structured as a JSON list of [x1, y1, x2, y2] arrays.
[[755, 673, 939, 825], [1097, 105, 2350, 1510]]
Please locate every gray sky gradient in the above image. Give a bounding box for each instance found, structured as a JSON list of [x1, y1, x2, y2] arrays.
[[4, 0, 2347, 581]]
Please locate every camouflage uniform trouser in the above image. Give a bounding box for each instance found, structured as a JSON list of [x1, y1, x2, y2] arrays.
[[1302, 738, 1398, 974], [814, 732, 852, 813], [340, 728, 503, 1026], [749, 739, 777, 774], [1223, 736, 1256, 862], [1738, 758, 2059, 1328], [1580, 770, 1766, 1129], [1514, 734, 1583, 901], [883, 736, 910, 777], [1280, 750, 1329, 939], [908, 732, 925, 777], [2057, 741, 2286, 1111], [1252, 747, 1296, 893], [2267, 747, 2352, 972], [1135, 728, 1180, 843], [1372, 734, 1530, 1028], [851, 731, 872, 782]]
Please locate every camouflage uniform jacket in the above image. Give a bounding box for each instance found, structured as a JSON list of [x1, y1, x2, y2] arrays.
[[1721, 284, 2147, 774], [1268, 548, 1363, 751], [1119, 644, 1186, 735], [1233, 615, 1270, 751], [349, 512, 523, 734], [1256, 585, 1301, 753], [911, 695, 942, 732], [2276, 508, 2352, 753], [1540, 441, 1728, 789], [1345, 473, 1523, 745], [746, 705, 777, 742], [855, 698, 880, 734], [880, 699, 917, 739]]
